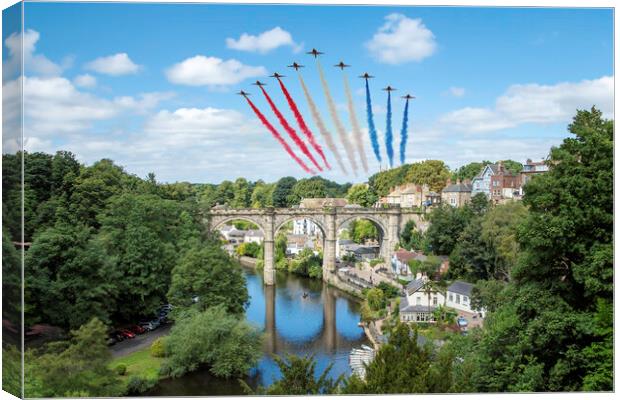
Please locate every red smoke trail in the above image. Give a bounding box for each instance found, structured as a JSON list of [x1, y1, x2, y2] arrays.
[[244, 96, 315, 175], [277, 78, 331, 170], [258, 85, 323, 172]]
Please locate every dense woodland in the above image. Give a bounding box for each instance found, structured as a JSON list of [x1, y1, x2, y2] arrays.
[[1, 107, 613, 395]]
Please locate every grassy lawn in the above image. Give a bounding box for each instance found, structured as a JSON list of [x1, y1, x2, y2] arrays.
[[109, 347, 164, 383]]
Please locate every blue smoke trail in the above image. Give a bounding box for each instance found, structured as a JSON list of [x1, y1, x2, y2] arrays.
[[365, 80, 381, 163], [385, 91, 394, 167], [399, 98, 410, 165]]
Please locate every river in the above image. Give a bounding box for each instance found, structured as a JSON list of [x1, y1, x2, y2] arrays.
[[145, 267, 369, 396]]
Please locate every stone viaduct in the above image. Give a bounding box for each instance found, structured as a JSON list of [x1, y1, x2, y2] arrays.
[[206, 205, 426, 285]]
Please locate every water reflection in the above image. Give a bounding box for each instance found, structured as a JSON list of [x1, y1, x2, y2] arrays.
[[146, 268, 368, 396]]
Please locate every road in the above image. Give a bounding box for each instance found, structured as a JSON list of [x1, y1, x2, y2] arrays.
[[110, 323, 172, 358]]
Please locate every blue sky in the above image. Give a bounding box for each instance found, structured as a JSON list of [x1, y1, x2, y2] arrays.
[[4, 3, 613, 183]]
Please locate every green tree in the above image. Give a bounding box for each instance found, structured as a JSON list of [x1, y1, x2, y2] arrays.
[[346, 183, 377, 207], [163, 306, 261, 379], [272, 176, 297, 207], [348, 219, 379, 244], [342, 323, 434, 393], [366, 288, 386, 311], [247, 354, 343, 395], [231, 178, 252, 208], [448, 218, 496, 281], [97, 193, 185, 321], [289, 177, 328, 204], [425, 205, 473, 255], [250, 180, 274, 208], [25, 222, 117, 329], [406, 160, 451, 193], [167, 242, 249, 314], [458, 108, 613, 392], [25, 318, 123, 397]]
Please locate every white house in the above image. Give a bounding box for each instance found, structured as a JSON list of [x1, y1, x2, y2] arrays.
[[391, 249, 427, 277], [219, 225, 247, 245], [244, 229, 264, 244], [293, 218, 321, 237], [399, 276, 445, 323], [446, 281, 484, 316]]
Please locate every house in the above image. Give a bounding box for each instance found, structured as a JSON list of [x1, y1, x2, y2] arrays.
[[219, 225, 247, 245], [391, 249, 426, 277], [471, 164, 500, 198], [293, 218, 322, 237], [337, 239, 355, 258], [490, 162, 521, 202], [519, 158, 549, 195], [244, 229, 264, 244], [380, 183, 429, 208], [445, 281, 484, 316], [341, 243, 379, 261], [286, 234, 315, 256], [399, 276, 445, 323], [441, 180, 472, 207], [423, 192, 442, 207]]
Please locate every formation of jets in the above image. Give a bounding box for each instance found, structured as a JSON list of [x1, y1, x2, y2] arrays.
[[239, 48, 415, 99]]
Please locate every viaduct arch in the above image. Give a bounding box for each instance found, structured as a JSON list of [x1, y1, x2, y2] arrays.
[[207, 205, 425, 285]]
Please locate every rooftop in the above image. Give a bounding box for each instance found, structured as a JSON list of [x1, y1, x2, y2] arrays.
[[443, 182, 472, 193], [448, 280, 474, 296]]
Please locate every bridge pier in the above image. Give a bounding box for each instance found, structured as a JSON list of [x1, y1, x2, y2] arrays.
[[323, 209, 337, 280], [263, 208, 276, 285]]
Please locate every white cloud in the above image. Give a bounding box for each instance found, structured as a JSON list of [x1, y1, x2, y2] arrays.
[[165, 55, 267, 87], [85, 53, 140, 76], [73, 73, 97, 88], [226, 27, 301, 54], [23, 76, 171, 136], [440, 76, 613, 133], [3, 29, 65, 79], [366, 14, 436, 64], [448, 87, 465, 97]]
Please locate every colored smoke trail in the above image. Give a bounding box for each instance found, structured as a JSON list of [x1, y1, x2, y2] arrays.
[[259, 85, 323, 172], [385, 91, 394, 168], [365, 80, 381, 163], [297, 72, 348, 174], [399, 98, 410, 165], [316, 60, 358, 174], [244, 96, 315, 175], [277, 78, 331, 170], [343, 73, 368, 173]]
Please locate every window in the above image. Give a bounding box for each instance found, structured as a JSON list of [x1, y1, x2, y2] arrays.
[[433, 297, 438, 305], [450, 197, 456, 205], [449, 294, 453, 302], [416, 296, 421, 305], [456, 295, 461, 304], [463, 296, 468, 303]]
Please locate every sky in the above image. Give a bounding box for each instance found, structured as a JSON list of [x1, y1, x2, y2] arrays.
[[2, 3, 614, 184]]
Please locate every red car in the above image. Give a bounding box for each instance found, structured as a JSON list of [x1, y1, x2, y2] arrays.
[[119, 329, 135, 339], [128, 325, 146, 334]]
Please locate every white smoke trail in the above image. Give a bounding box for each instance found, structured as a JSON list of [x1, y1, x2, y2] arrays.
[[316, 60, 358, 175], [343, 73, 368, 173], [297, 72, 348, 175]]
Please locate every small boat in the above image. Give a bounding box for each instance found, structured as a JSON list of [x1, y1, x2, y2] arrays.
[[357, 322, 364, 327], [302, 292, 309, 299]]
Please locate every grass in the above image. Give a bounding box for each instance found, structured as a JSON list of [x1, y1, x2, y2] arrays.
[[109, 347, 164, 383]]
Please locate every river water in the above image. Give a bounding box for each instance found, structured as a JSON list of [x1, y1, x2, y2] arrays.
[[146, 268, 369, 396]]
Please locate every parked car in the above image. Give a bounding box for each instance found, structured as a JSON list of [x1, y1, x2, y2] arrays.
[[110, 331, 125, 342], [457, 316, 468, 327], [128, 324, 146, 334], [160, 304, 173, 312], [107, 336, 117, 346], [139, 322, 154, 331], [119, 329, 136, 339], [149, 319, 161, 329]]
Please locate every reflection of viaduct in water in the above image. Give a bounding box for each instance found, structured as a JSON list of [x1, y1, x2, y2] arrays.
[[207, 206, 424, 285], [263, 284, 357, 355]]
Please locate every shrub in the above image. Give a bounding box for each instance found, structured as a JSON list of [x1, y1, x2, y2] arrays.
[[114, 364, 127, 376], [125, 376, 157, 395], [150, 337, 167, 358]]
